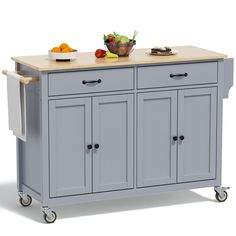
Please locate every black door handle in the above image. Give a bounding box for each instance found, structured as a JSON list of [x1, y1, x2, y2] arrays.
[[87, 144, 93, 150], [94, 144, 100, 149], [170, 73, 188, 78], [82, 79, 102, 85], [179, 135, 185, 141], [173, 136, 178, 141]]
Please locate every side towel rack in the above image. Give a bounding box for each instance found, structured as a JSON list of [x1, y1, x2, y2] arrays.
[[2, 70, 39, 84]]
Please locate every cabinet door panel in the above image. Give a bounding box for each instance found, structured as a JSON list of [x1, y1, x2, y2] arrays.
[[178, 87, 217, 182], [137, 91, 177, 187], [49, 98, 92, 197], [93, 94, 134, 192]]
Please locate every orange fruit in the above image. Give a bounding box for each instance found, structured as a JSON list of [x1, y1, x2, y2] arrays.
[[61, 48, 70, 53], [60, 43, 69, 50], [67, 47, 73, 52], [61, 47, 73, 53], [51, 47, 61, 53]]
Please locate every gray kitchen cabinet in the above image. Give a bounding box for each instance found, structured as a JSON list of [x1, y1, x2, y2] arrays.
[[49, 94, 134, 197], [49, 97, 92, 197], [178, 87, 217, 182], [137, 87, 217, 187], [137, 91, 177, 187], [5, 47, 233, 223], [93, 94, 134, 192]]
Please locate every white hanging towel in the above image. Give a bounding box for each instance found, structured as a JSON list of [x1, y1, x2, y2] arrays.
[[6, 72, 27, 141]]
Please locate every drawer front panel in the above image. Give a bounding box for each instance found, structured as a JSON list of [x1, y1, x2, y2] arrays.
[[137, 62, 217, 89], [49, 68, 134, 96]]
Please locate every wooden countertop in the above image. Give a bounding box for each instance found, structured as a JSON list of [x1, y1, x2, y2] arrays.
[[11, 46, 227, 72]]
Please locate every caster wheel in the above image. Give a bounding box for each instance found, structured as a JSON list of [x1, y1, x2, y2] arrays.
[[19, 195, 32, 207], [215, 190, 228, 202], [43, 211, 57, 223]]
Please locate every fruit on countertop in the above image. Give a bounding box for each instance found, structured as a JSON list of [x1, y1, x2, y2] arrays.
[[103, 31, 137, 44], [106, 52, 118, 58], [60, 43, 69, 50], [62, 47, 73, 53], [95, 30, 138, 58], [103, 31, 138, 57], [94, 49, 119, 59], [51, 47, 61, 53], [51, 43, 74, 53], [108, 35, 115, 42], [95, 49, 107, 58], [115, 35, 130, 44]]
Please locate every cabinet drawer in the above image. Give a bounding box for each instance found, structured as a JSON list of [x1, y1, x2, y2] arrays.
[[49, 68, 134, 96], [137, 62, 217, 89]]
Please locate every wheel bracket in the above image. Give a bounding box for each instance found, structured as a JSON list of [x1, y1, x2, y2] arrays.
[[18, 191, 29, 202], [42, 207, 54, 219], [214, 186, 230, 198]]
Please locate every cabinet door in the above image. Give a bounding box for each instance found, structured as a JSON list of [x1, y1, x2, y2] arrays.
[[93, 94, 134, 192], [137, 91, 177, 187], [178, 87, 217, 182], [49, 98, 92, 197]]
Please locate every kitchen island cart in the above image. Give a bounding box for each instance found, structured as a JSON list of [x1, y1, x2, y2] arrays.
[[4, 46, 233, 223]]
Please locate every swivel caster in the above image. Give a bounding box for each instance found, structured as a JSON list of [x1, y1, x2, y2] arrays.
[[18, 192, 32, 207], [215, 191, 228, 202], [42, 207, 57, 223], [214, 186, 229, 202]]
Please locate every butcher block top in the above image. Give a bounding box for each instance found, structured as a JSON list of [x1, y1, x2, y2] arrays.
[[11, 46, 227, 72]]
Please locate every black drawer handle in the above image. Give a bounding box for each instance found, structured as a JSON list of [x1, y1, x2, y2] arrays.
[[179, 135, 185, 141], [170, 73, 188, 78], [87, 144, 93, 150], [94, 144, 100, 149], [82, 79, 102, 85], [173, 136, 178, 141]]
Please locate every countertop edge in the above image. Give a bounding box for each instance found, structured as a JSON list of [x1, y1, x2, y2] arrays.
[[11, 55, 227, 72]]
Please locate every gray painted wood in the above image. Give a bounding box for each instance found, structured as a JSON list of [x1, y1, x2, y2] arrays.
[[137, 62, 217, 89], [177, 87, 217, 182], [47, 179, 219, 207], [15, 63, 23, 193], [15, 64, 42, 196], [215, 61, 225, 185], [92, 94, 134, 192], [223, 58, 234, 98], [48, 83, 217, 100], [16, 138, 22, 192], [40, 72, 50, 206], [22, 184, 41, 202], [49, 97, 92, 197], [21, 83, 41, 194], [13, 59, 233, 213], [137, 91, 177, 187], [49, 68, 134, 96]]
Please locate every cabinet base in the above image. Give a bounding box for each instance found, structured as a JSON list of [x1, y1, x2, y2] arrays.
[[17, 179, 230, 223], [46, 179, 219, 207]]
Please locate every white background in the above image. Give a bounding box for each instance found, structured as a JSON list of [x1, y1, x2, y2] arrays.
[[0, 0, 235, 234]]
